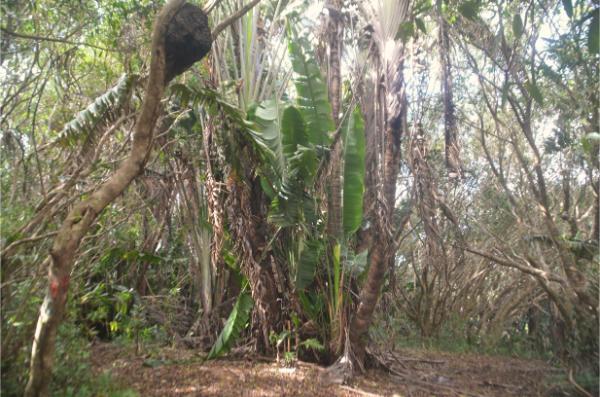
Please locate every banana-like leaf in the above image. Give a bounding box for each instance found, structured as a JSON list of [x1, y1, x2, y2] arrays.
[[247, 99, 285, 179], [286, 23, 334, 147], [58, 74, 135, 146], [281, 105, 308, 158], [206, 290, 254, 360], [296, 238, 324, 290], [342, 107, 366, 237], [268, 105, 318, 227]]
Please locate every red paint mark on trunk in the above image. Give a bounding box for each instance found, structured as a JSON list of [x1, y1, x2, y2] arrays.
[[49, 275, 70, 301]]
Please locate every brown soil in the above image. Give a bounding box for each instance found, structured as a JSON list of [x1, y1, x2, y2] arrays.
[[90, 343, 565, 396]]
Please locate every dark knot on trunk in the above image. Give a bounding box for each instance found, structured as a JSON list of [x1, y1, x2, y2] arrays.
[[165, 3, 212, 82]]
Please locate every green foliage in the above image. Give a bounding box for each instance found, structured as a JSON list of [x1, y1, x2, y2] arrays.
[[58, 74, 135, 147], [458, 0, 482, 21], [286, 22, 334, 147], [295, 239, 324, 290], [298, 338, 325, 352], [206, 290, 254, 360], [1, 320, 137, 397], [342, 107, 366, 237], [247, 99, 285, 179], [512, 14, 524, 39], [524, 80, 544, 105]]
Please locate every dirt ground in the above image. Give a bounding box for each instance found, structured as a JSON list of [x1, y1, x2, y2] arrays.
[[90, 343, 567, 396]]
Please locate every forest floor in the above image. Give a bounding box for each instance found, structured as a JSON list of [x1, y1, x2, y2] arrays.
[[90, 342, 567, 396]]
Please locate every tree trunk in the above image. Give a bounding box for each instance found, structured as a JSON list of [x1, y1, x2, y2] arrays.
[[24, 2, 200, 395], [325, 0, 344, 243], [349, 56, 407, 365], [438, 1, 460, 177]]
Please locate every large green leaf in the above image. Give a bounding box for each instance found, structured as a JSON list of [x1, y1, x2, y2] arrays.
[[342, 107, 366, 237], [58, 73, 135, 146], [206, 290, 253, 360], [296, 238, 324, 290], [268, 105, 319, 228], [286, 23, 334, 147], [281, 105, 308, 158], [247, 99, 285, 178]]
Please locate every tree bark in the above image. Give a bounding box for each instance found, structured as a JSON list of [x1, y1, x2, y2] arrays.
[[325, 0, 343, 241], [438, 0, 460, 177], [24, 2, 186, 395], [349, 56, 406, 366]]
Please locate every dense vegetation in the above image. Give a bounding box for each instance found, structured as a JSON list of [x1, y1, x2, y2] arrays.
[[1, 0, 598, 395]]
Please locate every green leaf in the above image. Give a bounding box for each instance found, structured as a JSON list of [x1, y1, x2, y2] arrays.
[[581, 132, 600, 155], [458, 0, 481, 21], [415, 17, 427, 34], [524, 81, 544, 105], [512, 14, 524, 39], [298, 338, 325, 351], [247, 99, 285, 178], [286, 22, 334, 147], [296, 239, 324, 290], [395, 21, 415, 42], [561, 0, 573, 18], [588, 10, 599, 54], [207, 291, 254, 360], [58, 74, 135, 147], [281, 105, 308, 158], [345, 249, 368, 276], [540, 63, 562, 84], [342, 107, 366, 237]]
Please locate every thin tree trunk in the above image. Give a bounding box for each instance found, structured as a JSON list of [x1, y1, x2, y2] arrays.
[[24, 2, 186, 395], [326, 0, 344, 242], [325, 0, 345, 355], [438, 0, 460, 177]]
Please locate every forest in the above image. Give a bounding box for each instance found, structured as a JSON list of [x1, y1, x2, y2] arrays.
[[0, 0, 598, 396]]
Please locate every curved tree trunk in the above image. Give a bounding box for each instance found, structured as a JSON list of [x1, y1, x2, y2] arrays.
[[349, 56, 407, 366], [24, 2, 193, 395]]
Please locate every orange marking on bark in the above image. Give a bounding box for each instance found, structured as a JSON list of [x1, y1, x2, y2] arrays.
[[49, 275, 70, 300]]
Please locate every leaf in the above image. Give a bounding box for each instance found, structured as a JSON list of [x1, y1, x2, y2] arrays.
[[581, 132, 600, 155], [281, 105, 308, 158], [298, 338, 325, 351], [524, 81, 544, 105], [588, 9, 599, 54], [296, 239, 324, 290], [342, 107, 366, 237], [540, 63, 562, 85], [512, 14, 524, 39], [206, 291, 254, 360], [561, 0, 573, 18], [58, 74, 135, 147], [345, 249, 369, 276], [415, 17, 427, 34], [395, 21, 415, 42], [458, 0, 481, 21], [286, 22, 334, 147], [247, 99, 285, 178]]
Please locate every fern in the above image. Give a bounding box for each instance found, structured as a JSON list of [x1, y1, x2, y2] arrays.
[[206, 290, 254, 360]]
